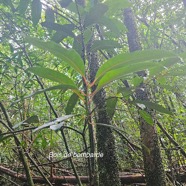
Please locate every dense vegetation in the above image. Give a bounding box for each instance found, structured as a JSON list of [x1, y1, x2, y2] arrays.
[[0, 0, 186, 185]]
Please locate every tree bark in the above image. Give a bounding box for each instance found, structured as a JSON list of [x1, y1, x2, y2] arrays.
[[88, 51, 121, 186], [123, 8, 167, 186]]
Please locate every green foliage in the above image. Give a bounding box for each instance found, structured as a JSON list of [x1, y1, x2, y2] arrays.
[[31, 0, 42, 26], [106, 97, 118, 118], [1, 0, 186, 183], [27, 67, 77, 87], [165, 65, 186, 76], [41, 22, 75, 37], [45, 8, 55, 23], [95, 50, 176, 83], [104, 0, 132, 15], [25, 36, 85, 77], [139, 110, 154, 125], [133, 100, 172, 114], [91, 40, 122, 51], [27, 67, 83, 98], [84, 3, 108, 27], [17, 0, 30, 15], [13, 115, 39, 129], [65, 93, 79, 114]]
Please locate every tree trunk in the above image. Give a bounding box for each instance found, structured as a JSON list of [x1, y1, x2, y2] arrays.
[[88, 51, 121, 186], [123, 8, 167, 186]]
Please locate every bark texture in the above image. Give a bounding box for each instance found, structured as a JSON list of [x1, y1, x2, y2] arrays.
[[124, 8, 167, 186], [136, 86, 167, 186], [89, 52, 121, 186]]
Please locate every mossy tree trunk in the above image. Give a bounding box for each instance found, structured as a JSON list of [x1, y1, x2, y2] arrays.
[[123, 8, 167, 186], [88, 51, 121, 186]]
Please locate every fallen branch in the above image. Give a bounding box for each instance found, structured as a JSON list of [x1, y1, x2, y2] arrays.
[[1, 165, 186, 185], [0, 165, 144, 184]]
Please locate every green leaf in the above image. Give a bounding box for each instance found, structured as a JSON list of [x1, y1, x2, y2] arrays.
[[117, 87, 133, 98], [45, 8, 55, 23], [179, 51, 186, 60], [41, 22, 75, 37], [139, 110, 154, 125], [133, 100, 172, 114], [59, 0, 72, 8], [165, 65, 186, 76], [52, 31, 68, 43], [95, 61, 158, 94], [0, 134, 13, 143], [73, 34, 83, 55], [25, 36, 85, 77], [13, 84, 83, 104], [99, 16, 120, 37], [104, 0, 132, 15], [84, 3, 108, 27], [132, 76, 143, 87], [91, 40, 122, 52], [149, 57, 180, 77], [106, 97, 117, 118], [31, 0, 42, 26], [95, 50, 176, 83], [28, 67, 77, 87], [13, 115, 39, 129], [65, 93, 79, 114], [33, 115, 73, 132], [18, 0, 30, 15]]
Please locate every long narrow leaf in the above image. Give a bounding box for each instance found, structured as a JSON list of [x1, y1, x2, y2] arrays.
[[25, 36, 85, 77], [133, 100, 172, 114], [91, 40, 122, 51], [28, 67, 77, 87], [139, 110, 154, 125], [13, 84, 83, 105], [94, 61, 158, 94], [31, 0, 41, 26], [95, 50, 176, 83]]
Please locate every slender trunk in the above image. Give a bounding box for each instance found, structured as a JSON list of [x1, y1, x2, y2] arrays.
[[123, 8, 167, 186], [88, 51, 121, 186]]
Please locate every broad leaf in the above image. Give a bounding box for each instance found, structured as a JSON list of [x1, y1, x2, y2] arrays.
[[95, 50, 176, 83], [179, 52, 186, 60], [98, 17, 122, 37], [149, 57, 180, 77], [28, 67, 77, 86], [31, 0, 42, 26], [94, 61, 158, 94], [133, 100, 172, 114], [65, 93, 79, 114], [45, 8, 55, 23], [84, 3, 108, 27], [104, 0, 132, 15], [25, 36, 85, 77], [41, 22, 74, 37], [33, 115, 73, 132], [91, 40, 122, 52], [139, 110, 154, 125], [13, 115, 39, 129], [18, 0, 30, 15], [13, 84, 83, 103], [118, 87, 133, 98], [165, 65, 186, 76], [52, 31, 68, 43], [106, 97, 117, 118]]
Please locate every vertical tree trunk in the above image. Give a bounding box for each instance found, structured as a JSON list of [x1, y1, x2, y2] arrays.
[[88, 51, 121, 186], [123, 8, 167, 186]]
